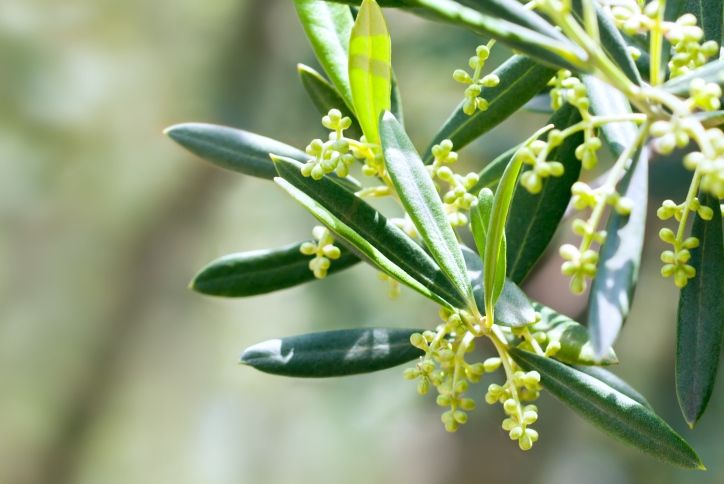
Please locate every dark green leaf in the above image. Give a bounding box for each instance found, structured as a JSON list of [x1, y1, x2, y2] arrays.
[[165, 123, 303, 180], [506, 105, 583, 284], [241, 328, 423, 377], [510, 348, 704, 469], [294, 0, 355, 111], [529, 302, 618, 365], [165, 123, 360, 191], [424, 56, 555, 163], [380, 112, 474, 306], [273, 156, 465, 308], [460, 0, 569, 44], [663, 59, 724, 96], [588, 146, 648, 359], [191, 242, 359, 297], [297, 63, 363, 139], [349, 0, 392, 144], [574, 365, 652, 409], [676, 193, 724, 427], [462, 246, 536, 327]]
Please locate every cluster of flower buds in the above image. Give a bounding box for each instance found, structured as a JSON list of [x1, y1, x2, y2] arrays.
[[485, 366, 542, 450], [657, 198, 713, 287], [430, 140, 480, 226], [404, 309, 483, 432], [548, 70, 602, 170], [683, 129, 724, 199], [665, 14, 719, 78], [650, 117, 697, 154], [301, 109, 356, 180], [453, 44, 500, 116], [689, 79, 722, 112], [516, 138, 565, 194], [606, 2, 718, 78], [299, 226, 342, 279]]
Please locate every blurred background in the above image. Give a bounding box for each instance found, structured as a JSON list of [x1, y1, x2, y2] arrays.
[[1, 0, 722, 483]]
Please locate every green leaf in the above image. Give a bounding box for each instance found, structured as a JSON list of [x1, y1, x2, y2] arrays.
[[460, 0, 571, 45], [297, 63, 363, 139], [506, 105, 583, 284], [676, 193, 724, 427], [663, 59, 724, 96], [571, 1, 642, 84], [241, 328, 423, 377], [510, 348, 705, 469], [380, 112, 474, 306], [412, 0, 587, 70], [191, 242, 359, 297], [294, 0, 355, 111], [349, 0, 392, 145], [470, 188, 505, 302], [588, 147, 648, 359], [462, 246, 536, 327], [165, 123, 360, 191], [273, 156, 465, 308], [574, 365, 652, 409], [484, 137, 525, 315], [424, 56, 555, 163], [165, 123, 304, 180], [529, 302, 618, 365]]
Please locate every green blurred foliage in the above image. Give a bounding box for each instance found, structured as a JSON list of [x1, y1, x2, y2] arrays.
[[0, 1, 721, 483]]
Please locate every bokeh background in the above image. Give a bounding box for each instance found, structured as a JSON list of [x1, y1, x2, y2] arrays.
[[1, 1, 722, 483]]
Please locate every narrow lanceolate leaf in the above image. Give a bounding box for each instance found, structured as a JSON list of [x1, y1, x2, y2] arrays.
[[574, 365, 652, 409], [294, 0, 355, 111], [424, 57, 554, 163], [510, 348, 705, 469], [165, 123, 304, 180], [676, 193, 724, 427], [663, 59, 724, 96], [588, 146, 648, 359], [506, 105, 583, 284], [462, 246, 536, 327], [273, 156, 465, 308], [241, 328, 423, 377], [349, 0, 392, 144], [529, 302, 617, 365], [461, 0, 571, 45], [470, 188, 505, 302], [380, 112, 473, 306], [190, 242, 359, 297], [413, 0, 587, 70], [297, 63, 363, 139], [571, 1, 642, 84], [484, 136, 529, 315]]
